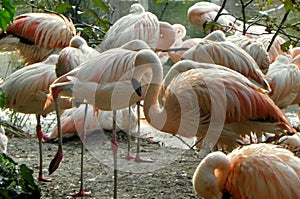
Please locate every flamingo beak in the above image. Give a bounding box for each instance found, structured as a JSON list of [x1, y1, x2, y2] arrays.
[[131, 78, 142, 97], [48, 149, 63, 175]]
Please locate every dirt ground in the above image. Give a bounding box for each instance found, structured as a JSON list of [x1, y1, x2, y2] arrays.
[[7, 130, 203, 199]]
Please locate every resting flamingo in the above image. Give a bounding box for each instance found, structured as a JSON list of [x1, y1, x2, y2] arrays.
[[187, 1, 240, 33], [0, 55, 73, 181], [192, 143, 300, 199], [181, 39, 270, 91], [227, 35, 270, 73], [100, 3, 176, 52], [131, 59, 295, 150], [0, 12, 76, 65], [47, 105, 137, 141], [291, 47, 300, 67], [266, 55, 300, 109], [167, 30, 226, 64]]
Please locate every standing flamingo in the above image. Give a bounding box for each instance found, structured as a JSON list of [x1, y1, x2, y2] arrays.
[[192, 143, 300, 199], [0, 55, 73, 181], [46, 40, 156, 197], [0, 13, 76, 65]]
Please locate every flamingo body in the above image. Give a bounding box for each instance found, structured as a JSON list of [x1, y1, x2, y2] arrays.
[[193, 143, 300, 199], [266, 55, 300, 109], [182, 39, 270, 90]]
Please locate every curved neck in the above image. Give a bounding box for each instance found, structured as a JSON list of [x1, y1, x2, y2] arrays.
[[193, 152, 230, 198], [134, 50, 166, 131]]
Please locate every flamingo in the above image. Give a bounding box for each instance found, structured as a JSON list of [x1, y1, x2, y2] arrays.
[[100, 3, 176, 52], [0, 12, 76, 65], [266, 55, 300, 109], [187, 1, 240, 33], [192, 143, 300, 199], [227, 35, 270, 74], [181, 39, 270, 91], [55, 35, 101, 77], [256, 34, 290, 64], [0, 35, 95, 181], [47, 105, 137, 141], [0, 54, 73, 181], [46, 40, 156, 197], [0, 126, 8, 154], [167, 30, 226, 64], [291, 47, 300, 67], [131, 59, 295, 150]]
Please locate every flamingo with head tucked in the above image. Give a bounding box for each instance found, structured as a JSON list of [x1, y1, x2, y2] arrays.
[[193, 143, 300, 199], [0, 12, 76, 65]]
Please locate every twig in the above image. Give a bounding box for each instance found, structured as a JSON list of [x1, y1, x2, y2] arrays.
[[267, 10, 290, 52], [159, 0, 169, 21]]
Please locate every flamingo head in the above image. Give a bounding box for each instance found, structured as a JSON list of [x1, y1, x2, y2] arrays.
[[131, 78, 142, 97]]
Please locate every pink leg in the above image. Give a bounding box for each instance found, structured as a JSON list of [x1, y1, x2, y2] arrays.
[[134, 102, 153, 163], [36, 115, 52, 182], [70, 103, 91, 197]]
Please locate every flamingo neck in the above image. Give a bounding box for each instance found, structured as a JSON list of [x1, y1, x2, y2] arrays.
[[193, 152, 230, 198]]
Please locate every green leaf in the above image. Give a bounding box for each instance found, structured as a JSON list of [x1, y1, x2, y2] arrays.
[[284, 0, 295, 12], [0, 0, 15, 31], [2, 0, 16, 18], [281, 40, 291, 52], [55, 3, 72, 14], [83, 8, 109, 30], [0, 88, 7, 109], [91, 0, 109, 14]]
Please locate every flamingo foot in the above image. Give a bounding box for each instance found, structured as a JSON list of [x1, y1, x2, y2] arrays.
[[69, 188, 91, 197], [48, 149, 63, 175], [42, 134, 52, 142], [134, 154, 153, 163], [123, 153, 134, 160], [38, 175, 52, 182]]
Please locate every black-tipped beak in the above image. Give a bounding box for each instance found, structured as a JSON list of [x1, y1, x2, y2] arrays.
[[131, 78, 142, 97]]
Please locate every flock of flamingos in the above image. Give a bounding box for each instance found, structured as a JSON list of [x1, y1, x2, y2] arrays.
[[0, 1, 300, 198]]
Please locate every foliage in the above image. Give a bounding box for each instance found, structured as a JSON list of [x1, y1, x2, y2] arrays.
[[0, 0, 15, 30], [0, 154, 41, 199], [0, 88, 6, 109]]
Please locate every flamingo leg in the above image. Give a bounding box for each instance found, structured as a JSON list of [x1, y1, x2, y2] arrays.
[[48, 89, 63, 176], [36, 114, 52, 182], [112, 110, 118, 199], [71, 103, 91, 197], [124, 106, 134, 160], [134, 102, 153, 163]]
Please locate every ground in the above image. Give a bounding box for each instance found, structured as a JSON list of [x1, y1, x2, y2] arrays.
[[7, 131, 202, 199]]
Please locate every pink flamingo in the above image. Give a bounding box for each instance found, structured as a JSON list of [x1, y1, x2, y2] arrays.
[[0, 55, 72, 181], [181, 39, 270, 91], [193, 143, 300, 199], [100, 3, 176, 52], [266, 55, 300, 109], [131, 59, 296, 149], [0, 12, 76, 65], [187, 2, 240, 33], [46, 40, 156, 197], [47, 105, 137, 140]]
